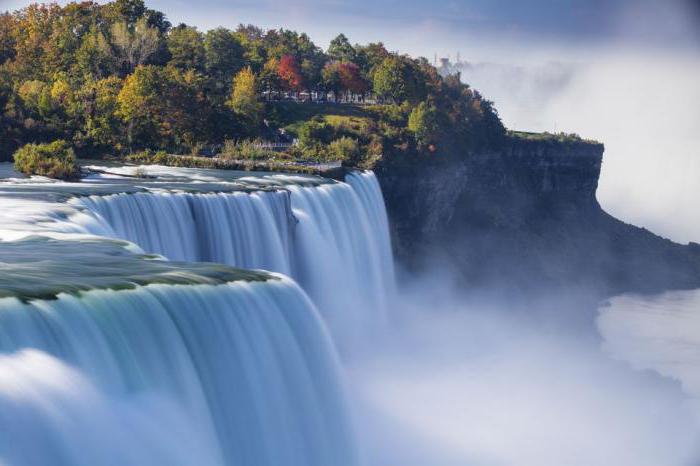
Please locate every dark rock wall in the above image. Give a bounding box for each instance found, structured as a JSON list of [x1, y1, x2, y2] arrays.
[[374, 138, 700, 295]]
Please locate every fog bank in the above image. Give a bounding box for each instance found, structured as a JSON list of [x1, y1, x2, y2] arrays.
[[350, 278, 700, 466], [459, 51, 700, 244]]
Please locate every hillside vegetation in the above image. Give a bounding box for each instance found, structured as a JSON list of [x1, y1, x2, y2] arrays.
[[0, 0, 507, 172]]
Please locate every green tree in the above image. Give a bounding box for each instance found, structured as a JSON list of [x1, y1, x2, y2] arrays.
[[167, 24, 205, 71], [204, 28, 244, 95], [373, 56, 406, 103], [373, 55, 425, 104], [354, 42, 389, 75], [117, 65, 210, 151], [327, 33, 355, 62], [75, 25, 117, 78], [408, 101, 438, 145], [227, 67, 263, 125], [103, 0, 146, 26], [78, 76, 125, 152]]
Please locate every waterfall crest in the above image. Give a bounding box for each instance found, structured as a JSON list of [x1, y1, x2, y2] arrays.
[[75, 171, 395, 334], [0, 278, 357, 466]]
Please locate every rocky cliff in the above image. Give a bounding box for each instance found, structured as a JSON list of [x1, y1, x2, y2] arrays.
[[374, 135, 700, 295]]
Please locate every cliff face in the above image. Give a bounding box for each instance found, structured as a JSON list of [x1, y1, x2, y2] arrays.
[[374, 137, 700, 295]]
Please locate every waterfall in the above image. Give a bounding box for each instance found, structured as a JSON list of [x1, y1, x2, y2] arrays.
[[75, 190, 294, 274], [0, 168, 394, 465], [74, 171, 395, 335], [0, 278, 357, 466]]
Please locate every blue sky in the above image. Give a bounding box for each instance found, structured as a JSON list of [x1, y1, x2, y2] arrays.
[[2, 0, 698, 58]]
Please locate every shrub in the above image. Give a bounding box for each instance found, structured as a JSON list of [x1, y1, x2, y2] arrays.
[[297, 117, 333, 147], [328, 137, 360, 161], [125, 149, 169, 165], [13, 140, 79, 180], [219, 139, 277, 160]]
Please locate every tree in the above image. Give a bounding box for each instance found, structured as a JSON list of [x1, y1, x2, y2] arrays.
[[259, 57, 280, 96], [167, 24, 205, 71], [117, 65, 210, 151], [117, 65, 162, 147], [372, 55, 424, 104], [103, 0, 146, 26], [277, 55, 303, 92], [0, 13, 17, 65], [204, 28, 244, 95], [338, 62, 369, 95], [17, 80, 52, 118], [111, 17, 161, 73], [300, 57, 323, 92], [78, 76, 125, 151], [321, 62, 342, 100], [327, 33, 355, 63], [354, 42, 389, 75], [235, 24, 266, 72], [227, 67, 263, 124], [75, 25, 116, 78], [372, 56, 405, 103], [11, 4, 60, 80], [408, 101, 437, 145]]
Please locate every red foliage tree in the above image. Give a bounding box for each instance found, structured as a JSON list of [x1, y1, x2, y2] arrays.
[[277, 54, 303, 91], [338, 62, 369, 94]]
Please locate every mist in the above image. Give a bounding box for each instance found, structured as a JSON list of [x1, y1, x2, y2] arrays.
[[348, 273, 700, 466], [458, 51, 700, 245]]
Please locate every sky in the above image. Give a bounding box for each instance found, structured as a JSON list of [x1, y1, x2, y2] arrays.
[[2, 0, 700, 243], [2, 0, 698, 56]]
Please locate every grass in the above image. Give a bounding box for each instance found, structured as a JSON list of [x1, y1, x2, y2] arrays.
[[508, 130, 601, 145], [268, 102, 373, 136]]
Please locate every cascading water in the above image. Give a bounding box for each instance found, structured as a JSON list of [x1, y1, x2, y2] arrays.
[[0, 277, 356, 466], [75, 190, 294, 274], [74, 171, 395, 335], [0, 167, 394, 466]]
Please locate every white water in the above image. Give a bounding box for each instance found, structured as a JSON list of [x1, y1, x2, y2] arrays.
[[0, 168, 395, 466], [73, 171, 395, 336], [0, 279, 357, 466]]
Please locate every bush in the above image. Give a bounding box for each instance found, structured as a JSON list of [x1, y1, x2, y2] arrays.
[[219, 139, 277, 161], [328, 137, 360, 161], [297, 117, 333, 147], [125, 149, 169, 165], [13, 140, 79, 180]]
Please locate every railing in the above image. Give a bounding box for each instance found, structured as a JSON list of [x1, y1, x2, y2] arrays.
[[252, 142, 294, 150]]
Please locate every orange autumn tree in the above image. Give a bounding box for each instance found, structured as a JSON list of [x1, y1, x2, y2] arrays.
[[277, 54, 303, 92]]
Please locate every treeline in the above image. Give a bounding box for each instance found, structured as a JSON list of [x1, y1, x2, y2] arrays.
[[0, 0, 505, 163]]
